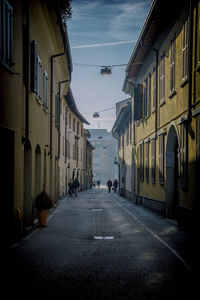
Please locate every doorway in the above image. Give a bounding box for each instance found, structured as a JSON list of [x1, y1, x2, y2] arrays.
[[24, 140, 32, 228], [166, 124, 179, 219], [0, 128, 14, 241]]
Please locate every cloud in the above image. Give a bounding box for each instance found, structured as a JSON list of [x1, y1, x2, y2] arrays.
[[68, 0, 151, 45], [71, 40, 136, 49]]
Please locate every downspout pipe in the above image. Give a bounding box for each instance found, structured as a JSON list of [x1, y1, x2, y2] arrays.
[[58, 79, 70, 159], [152, 48, 158, 134], [24, 0, 30, 143], [188, 0, 193, 122], [50, 52, 65, 158]]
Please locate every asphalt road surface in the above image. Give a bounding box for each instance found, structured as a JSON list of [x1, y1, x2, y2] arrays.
[[2, 188, 199, 299]]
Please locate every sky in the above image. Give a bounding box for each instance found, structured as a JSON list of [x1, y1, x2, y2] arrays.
[[67, 0, 153, 131]]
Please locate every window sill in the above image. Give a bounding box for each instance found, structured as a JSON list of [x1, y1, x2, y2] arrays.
[[43, 106, 48, 113], [159, 99, 165, 107], [1, 60, 16, 74], [169, 90, 176, 99], [36, 97, 41, 105], [195, 63, 200, 72], [145, 114, 151, 121], [180, 78, 188, 88]]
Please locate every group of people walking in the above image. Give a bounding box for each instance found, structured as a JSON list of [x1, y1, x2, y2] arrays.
[[68, 177, 80, 197], [67, 177, 118, 197], [106, 179, 118, 193]]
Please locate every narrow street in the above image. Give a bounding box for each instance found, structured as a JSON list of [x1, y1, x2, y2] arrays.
[[3, 188, 199, 300]]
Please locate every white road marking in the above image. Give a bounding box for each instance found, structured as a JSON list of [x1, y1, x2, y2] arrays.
[[113, 198, 193, 274]]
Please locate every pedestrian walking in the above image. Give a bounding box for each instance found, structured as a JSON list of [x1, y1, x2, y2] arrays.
[[97, 180, 100, 187], [106, 179, 112, 193], [73, 177, 80, 197], [113, 179, 118, 193], [68, 179, 74, 197]]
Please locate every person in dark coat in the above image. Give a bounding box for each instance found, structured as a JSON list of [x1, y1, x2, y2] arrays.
[[68, 179, 74, 197], [106, 179, 112, 193], [73, 177, 80, 197], [113, 179, 118, 193]]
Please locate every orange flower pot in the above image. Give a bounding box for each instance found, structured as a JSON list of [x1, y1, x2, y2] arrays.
[[38, 210, 48, 227]]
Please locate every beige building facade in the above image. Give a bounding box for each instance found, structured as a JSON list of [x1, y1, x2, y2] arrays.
[[0, 0, 72, 240], [59, 88, 89, 197]]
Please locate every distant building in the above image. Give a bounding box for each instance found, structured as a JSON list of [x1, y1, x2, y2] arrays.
[[88, 129, 118, 185], [112, 99, 132, 196]]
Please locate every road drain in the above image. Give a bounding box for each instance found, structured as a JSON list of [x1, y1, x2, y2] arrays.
[[94, 236, 114, 240]]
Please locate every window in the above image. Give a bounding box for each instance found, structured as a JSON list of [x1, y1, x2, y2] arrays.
[[159, 52, 165, 104], [159, 134, 164, 183], [139, 142, 144, 182], [152, 67, 156, 110], [126, 122, 129, 145], [129, 118, 132, 143], [144, 79, 147, 118], [170, 36, 176, 92], [73, 118, 75, 132], [147, 74, 151, 116], [43, 71, 48, 110], [0, 0, 13, 69], [151, 138, 156, 183], [145, 141, 149, 182], [179, 123, 187, 187], [182, 17, 189, 81], [30, 40, 42, 101], [77, 122, 79, 135], [134, 84, 143, 121], [69, 113, 71, 129], [36, 54, 42, 101]]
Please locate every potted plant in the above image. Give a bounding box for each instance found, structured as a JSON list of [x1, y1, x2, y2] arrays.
[[35, 185, 53, 227]]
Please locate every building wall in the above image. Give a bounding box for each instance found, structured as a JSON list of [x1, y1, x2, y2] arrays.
[[59, 98, 85, 196], [0, 0, 71, 238], [119, 0, 200, 229]]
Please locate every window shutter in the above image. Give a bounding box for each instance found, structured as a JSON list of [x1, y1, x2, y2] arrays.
[[31, 40, 37, 92], [147, 74, 151, 117], [134, 86, 138, 121], [137, 84, 143, 120], [180, 123, 187, 187], [144, 80, 147, 118], [145, 141, 149, 182], [153, 68, 156, 109], [151, 138, 156, 183]]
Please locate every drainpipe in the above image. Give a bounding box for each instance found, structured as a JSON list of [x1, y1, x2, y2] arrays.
[[58, 79, 70, 159], [24, 0, 30, 142], [153, 48, 158, 134], [50, 52, 65, 158], [188, 0, 193, 122]]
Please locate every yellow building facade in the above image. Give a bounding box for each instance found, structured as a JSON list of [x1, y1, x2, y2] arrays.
[[59, 88, 90, 197], [0, 0, 72, 240], [121, 0, 200, 229]]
